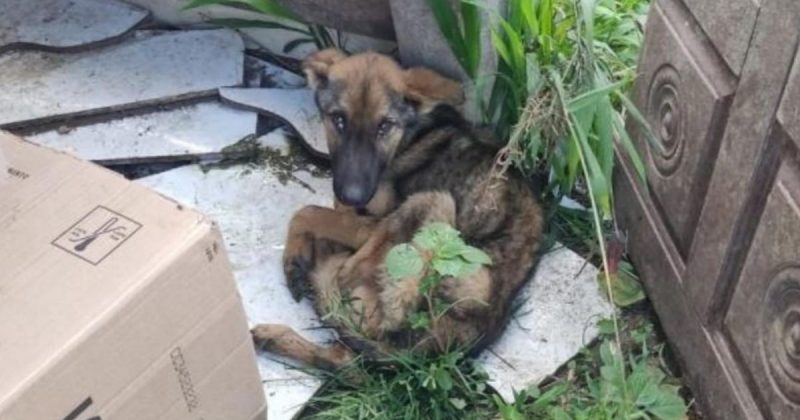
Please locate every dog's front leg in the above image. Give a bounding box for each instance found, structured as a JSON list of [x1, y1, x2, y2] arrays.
[[283, 205, 378, 300]]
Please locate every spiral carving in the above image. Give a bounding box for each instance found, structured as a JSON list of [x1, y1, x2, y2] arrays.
[[762, 266, 800, 404], [645, 64, 685, 177]]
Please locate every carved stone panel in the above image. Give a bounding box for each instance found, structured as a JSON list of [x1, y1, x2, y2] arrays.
[[725, 145, 800, 418], [683, 0, 759, 75], [778, 54, 800, 150], [633, 0, 736, 260]]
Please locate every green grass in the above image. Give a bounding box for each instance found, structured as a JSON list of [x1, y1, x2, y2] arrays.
[[302, 351, 497, 419]]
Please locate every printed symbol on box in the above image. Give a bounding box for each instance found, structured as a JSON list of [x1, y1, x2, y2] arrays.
[[52, 206, 142, 265]]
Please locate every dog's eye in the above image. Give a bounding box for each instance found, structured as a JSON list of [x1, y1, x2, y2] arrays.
[[377, 120, 394, 138], [331, 114, 346, 132]]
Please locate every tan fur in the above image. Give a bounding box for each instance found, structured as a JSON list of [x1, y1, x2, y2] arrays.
[[252, 50, 544, 370]]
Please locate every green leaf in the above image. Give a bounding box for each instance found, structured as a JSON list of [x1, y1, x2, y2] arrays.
[[596, 267, 646, 307], [385, 244, 424, 281], [449, 397, 467, 410], [597, 318, 616, 336], [648, 386, 687, 420], [551, 406, 573, 420], [413, 222, 462, 251], [432, 258, 480, 279], [460, 246, 492, 265], [409, 312, 431, 330], [435, 367, 454, 391]]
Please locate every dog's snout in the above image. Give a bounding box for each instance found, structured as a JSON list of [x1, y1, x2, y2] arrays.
[[340, 184, 369, 207]]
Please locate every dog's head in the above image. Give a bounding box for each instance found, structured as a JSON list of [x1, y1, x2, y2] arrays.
[[303, 49, 463, 208]]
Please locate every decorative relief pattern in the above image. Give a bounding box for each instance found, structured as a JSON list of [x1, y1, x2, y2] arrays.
[[762, 266, 800, 404], [646, 64, 685, 177]]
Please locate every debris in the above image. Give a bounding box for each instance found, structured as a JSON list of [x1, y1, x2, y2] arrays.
[[28, 102, 257, 165], [0, 30, 244, 128], [220, 87, 328, 158], [0, 0, 148, 52]]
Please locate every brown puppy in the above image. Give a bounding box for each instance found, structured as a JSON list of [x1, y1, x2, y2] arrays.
[[251, 49, 544, 370]]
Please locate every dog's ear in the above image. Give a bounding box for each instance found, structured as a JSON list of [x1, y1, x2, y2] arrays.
[[303, 48, 346, 89], [403, 67, 464, 111]]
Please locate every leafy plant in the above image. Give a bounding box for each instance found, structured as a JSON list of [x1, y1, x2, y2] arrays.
[[496, 318, 687, 420], [385, 222, 492, 350], [184, 0, 346, 53]]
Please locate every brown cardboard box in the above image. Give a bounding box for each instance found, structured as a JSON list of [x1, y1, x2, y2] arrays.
[[0, 131, 266, 420]]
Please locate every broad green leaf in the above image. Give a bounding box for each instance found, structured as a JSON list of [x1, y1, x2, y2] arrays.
[[413, 222, 461, 251], [435, 368, 454, 391], [449, 397, 467, 410], [596, 318, 616, 336], [432, 258, 480, 279], [596, 266, 646, 307], [385, 244, 423, 281], [551, 406, 573, 420], [648, 386, 688, 420], [460, 246, 493, 265]]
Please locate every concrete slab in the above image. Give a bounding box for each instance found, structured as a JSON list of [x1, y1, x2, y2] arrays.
[[137, 140, 611, 414], [477, 245, 615, 402], [0, 30, 244, 128], [0, 0, 149, 52], [136, 136, 333, 420], [28, 102, 257, 165], [220, 87, 328, 158]]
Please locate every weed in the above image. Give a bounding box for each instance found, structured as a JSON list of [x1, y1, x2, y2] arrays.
[[384, 222, 492, 351], [304, 350, 496, 419], [495, 318, 687, 420]]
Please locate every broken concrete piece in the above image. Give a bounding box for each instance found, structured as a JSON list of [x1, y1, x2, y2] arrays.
[[28, 102, 257, 165], [136, 149, 333, 420], [477, 245, 615, 402], [0, 30, 244, 128], [124, 0, 395, 60], [244, 56, 306, 89], [0, 0, 149, 52], [220, 87, 328, 158]]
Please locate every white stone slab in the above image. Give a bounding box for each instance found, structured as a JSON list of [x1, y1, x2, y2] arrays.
[[136, 141, 333, 420], [477, 245, 615, 402], [28, 102, 256, 164], [220, 87, 328, 158], [0, 0, 148, 52], [137, 142, 612, 414], [0, 30, 244, 127]]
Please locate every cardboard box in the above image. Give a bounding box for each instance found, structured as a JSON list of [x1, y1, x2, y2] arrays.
[[0, 131, 266, 420]]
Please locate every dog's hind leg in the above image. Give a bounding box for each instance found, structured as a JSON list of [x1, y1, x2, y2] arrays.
[[251, 324, 355, 371]]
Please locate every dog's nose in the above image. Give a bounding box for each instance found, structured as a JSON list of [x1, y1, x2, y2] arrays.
[[340, 184, 368, 207]]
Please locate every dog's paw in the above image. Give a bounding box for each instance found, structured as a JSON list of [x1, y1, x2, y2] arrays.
[[285, 256, 313, 302], [251, 324, 278, 352]]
